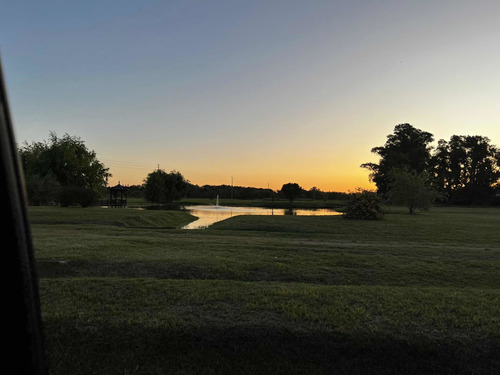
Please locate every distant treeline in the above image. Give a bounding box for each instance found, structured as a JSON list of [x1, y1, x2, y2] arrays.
[[126, 183, 349, 201], [18, 131, 349, 206], [21, 127, 500, 208]]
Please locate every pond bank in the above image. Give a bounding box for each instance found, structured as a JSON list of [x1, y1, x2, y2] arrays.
[[182, 205, 341, 229], [138, 198, 347, 211]]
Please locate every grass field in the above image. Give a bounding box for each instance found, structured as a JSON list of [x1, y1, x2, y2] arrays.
[[30, 205, 500, 374]]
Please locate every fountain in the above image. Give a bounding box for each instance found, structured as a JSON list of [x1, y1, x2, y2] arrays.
[[182, 189, 340, 230], [181, 203, 341, 230]]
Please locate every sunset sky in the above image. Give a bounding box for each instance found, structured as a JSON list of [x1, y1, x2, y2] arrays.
[[2, 1, 500, 192]]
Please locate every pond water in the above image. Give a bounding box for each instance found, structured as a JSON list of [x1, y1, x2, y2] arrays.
[[182, 205, 341, 229]]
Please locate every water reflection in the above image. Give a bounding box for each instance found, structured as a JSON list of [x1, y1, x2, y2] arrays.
[[182, 205, 341, 229]]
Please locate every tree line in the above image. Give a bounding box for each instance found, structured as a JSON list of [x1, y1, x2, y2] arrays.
[[362, 123, 500, 206], [19, 126, 499, 208], [185, 182, 348, 201], [18, 132, 349, 206], [140, 170, 348, 204]]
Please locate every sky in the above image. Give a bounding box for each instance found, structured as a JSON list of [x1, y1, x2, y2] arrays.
[[2, 0, 500, 192]]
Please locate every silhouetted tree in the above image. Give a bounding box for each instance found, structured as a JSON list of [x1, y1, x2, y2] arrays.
[[362, 124, 434, 196], [280, 183, 303, 203], [307, 186, 326, 200], [126, 185, 144, 198], [431, 135, 500, 204], [19, 132, 110, 206], [143, 169, 188, 204]]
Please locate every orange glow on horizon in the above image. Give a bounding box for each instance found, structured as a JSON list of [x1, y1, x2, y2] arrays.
[[106, 165, 375, 193]]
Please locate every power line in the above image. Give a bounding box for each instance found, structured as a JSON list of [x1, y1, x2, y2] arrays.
[[101, 159, 157, 167]]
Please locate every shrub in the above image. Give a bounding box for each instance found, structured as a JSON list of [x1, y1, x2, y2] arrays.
[[343, 190, 384, 220]]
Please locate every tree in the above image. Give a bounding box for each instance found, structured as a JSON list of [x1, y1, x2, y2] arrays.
[[143, 169, 188, 204], [19, 132, 110, 206], [280, 183, 303, 203], [307, 186, 326, 200], [387, 169, 438, 214], [431, 135, 500, 204], [362, 124, 434, 196], [22, 173, 61, 206], [431, 139, 452, 198]]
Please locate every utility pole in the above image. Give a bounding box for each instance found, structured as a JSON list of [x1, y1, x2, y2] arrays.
[[231, 176, 234, 200]]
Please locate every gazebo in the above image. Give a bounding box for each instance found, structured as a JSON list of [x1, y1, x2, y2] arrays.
[[108, 183, 128, 207]]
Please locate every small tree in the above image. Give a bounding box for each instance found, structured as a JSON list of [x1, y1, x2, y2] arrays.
[[280, 183, 303, 203], [387, 169, 438, 214], [343, 189, 384, 220]]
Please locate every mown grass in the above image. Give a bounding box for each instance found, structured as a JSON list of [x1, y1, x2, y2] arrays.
[[31, 205, 500, 374], [28, 205, 196, 228]]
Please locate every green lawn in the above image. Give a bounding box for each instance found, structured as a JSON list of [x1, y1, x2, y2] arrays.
[[30, 206, 500, 374]]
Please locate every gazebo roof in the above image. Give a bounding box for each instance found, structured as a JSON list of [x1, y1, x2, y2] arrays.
[[109, 183, 129, 191]]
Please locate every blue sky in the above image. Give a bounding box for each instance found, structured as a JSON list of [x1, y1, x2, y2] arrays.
[[2, 0, 500, 190]]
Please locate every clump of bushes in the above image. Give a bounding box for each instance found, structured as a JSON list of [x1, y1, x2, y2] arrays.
[[343, 189, 384, 220]]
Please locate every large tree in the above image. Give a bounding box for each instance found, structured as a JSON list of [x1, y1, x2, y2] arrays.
[[280, 183, 303, 203], [143, 169, 188, 204], [431, 135, 500, 204], [361, 124, 434, 195], [19, 132, 110, 206]]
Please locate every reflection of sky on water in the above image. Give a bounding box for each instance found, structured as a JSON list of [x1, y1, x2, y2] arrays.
[[182, 205, 341, 229]]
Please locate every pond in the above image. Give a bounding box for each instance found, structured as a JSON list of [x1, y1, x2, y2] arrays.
[[182, 205, 341, 229]]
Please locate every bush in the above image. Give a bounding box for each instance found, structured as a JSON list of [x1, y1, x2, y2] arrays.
[[343, 190, 384, 220]]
